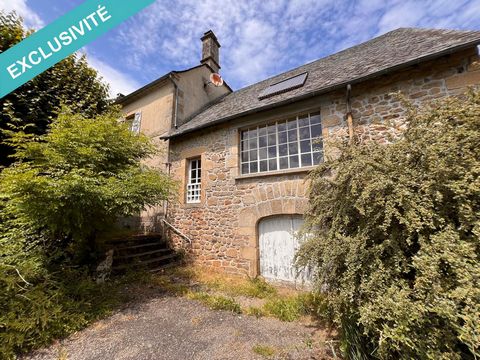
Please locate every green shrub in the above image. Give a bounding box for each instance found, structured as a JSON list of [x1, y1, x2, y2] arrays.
[[0, 265, 134, 359], [297, 91, 480, 359]]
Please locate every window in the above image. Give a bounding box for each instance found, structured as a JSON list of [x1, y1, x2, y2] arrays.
[[258, 72, 308, 99], [186, 158, 201, 203], [124, 112, 141, 134], [240, 112, 323, 175]]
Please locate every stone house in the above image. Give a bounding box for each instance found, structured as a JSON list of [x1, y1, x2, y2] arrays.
[[118, 28, 480, 283]]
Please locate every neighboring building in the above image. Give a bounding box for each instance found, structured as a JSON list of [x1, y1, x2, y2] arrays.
[[120, 28, 480, 283]]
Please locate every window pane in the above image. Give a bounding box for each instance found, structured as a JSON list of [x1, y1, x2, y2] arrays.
[[249, 138, 257, 149], [290, 155, 299, 168], [279, 157, 289, 169], [241, 131, 248, 140], [242, 163, 249, 174], [311, 124, 322, 138], [250, 150, 258, 161], [260, 160, 268, 172], [310, 112, 321, 125], [287, 119, 297, 130], [241, 151, 248, 162], [299, 127, 310, 139], [259, 147, 267, 160], [268, 159, 277, 171], [197, 168, 201, 179], [300, 139, 311, 153], [268, 146, 277, 158], [288, 130, 297, 142], [258, 126, 267, 136], [250, 162, 258, 173], [313, 152, 323, 164], [241, 140, 248, 151], [268, 133, 277, 146], [277, 122, 286, 132], [298, 115, 309, 127], [249, 128, 257, 138], [301, 153, 312, 167], [278, 131, 287, 144], [267, 124, 276, 134], [279, 144, 288, 156], [289, 142, 298, 155], [259, 136, 267, 147]]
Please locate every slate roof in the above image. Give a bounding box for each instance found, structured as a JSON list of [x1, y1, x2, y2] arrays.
[[165, 28, 480, 139]]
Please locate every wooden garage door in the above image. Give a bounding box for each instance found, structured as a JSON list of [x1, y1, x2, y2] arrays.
[[259, 215, 310, 283]]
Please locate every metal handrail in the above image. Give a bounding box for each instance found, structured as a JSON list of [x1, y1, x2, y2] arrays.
[[162, 219, 192, 245]]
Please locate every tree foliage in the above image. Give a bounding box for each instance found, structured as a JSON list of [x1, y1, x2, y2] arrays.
[[297, 91, 480, 359], [1, 107, 174, 262], [0, 11, 111, 167]]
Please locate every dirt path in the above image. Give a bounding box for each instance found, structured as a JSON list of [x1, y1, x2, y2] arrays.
[[26, 295, 335, 360]]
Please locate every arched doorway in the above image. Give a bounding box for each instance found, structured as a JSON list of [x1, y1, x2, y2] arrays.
[[258, 215, 310, 283]]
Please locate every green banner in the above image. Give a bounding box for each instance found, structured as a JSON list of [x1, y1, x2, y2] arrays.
[[0, 0, 155, 98]]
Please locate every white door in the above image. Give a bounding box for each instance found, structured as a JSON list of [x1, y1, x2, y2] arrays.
[[259, 215, 310, 283]]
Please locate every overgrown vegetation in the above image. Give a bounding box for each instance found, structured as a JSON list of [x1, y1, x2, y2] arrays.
[[161, 267, 331, 323], [0, 109, 173, 358], [0, 11, 111, 167], [297, 90, 480, 359], [187, 292, 242, 313]]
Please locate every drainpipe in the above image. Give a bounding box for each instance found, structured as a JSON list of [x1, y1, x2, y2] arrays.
[[169, 73, 179, 129], [346, 84, 354, 144]]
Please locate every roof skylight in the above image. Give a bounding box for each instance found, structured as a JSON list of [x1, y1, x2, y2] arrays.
[[258, 72, 308, 99]]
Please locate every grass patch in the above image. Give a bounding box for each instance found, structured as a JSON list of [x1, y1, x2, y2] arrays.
[[188, 292, 242, 313], [263, 292, 330, 322], [238, 277, 277, 298], [252, 344, 276, 358], [245, 306, 268, 318]]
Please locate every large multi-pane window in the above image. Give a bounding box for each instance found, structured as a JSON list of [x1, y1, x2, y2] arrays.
[[240, 112, 323, 175], [186, 158, 201, 203]]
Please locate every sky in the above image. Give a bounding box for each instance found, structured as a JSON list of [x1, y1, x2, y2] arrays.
[[1, 0, 480, 97]]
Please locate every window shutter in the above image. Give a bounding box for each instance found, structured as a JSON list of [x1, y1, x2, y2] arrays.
[[131, 112, 142, 134]]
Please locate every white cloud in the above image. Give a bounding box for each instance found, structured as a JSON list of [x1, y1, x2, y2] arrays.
[[0, 0, 44, 28], [115, 0, 480, 89], [85, 54, 142, 97]]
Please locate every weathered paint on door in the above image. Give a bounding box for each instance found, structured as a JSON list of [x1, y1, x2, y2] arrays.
[[259, 215, 310, 283]]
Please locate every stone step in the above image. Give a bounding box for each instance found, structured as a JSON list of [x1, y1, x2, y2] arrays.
[[114, 242, 167, 255], [106, 233, 164, 246], [149, 261, 180, 273], [116, 248, 172, 261], [112, 253, 178, 271]]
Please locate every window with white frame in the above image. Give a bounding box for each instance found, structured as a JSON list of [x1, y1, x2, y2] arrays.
[[240, 112, 323, 175], [186, 158, 201, 203]]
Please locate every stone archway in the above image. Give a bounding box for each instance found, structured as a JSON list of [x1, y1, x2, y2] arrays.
[[236, 187, 308, 276]]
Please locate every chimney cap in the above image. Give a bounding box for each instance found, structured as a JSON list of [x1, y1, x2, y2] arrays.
[[201, 30, 221, 48]]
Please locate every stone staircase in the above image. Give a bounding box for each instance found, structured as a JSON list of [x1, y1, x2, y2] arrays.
[[106, 234, 180, 273]]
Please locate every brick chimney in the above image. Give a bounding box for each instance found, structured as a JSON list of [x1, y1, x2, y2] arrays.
[[201, 30, 220, 73]]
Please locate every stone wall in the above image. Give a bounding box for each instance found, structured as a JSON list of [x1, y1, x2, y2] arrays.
[[168, 47, 480, 276]]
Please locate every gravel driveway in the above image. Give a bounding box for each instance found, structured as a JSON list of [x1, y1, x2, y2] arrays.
[[25, 295, 334, 360]]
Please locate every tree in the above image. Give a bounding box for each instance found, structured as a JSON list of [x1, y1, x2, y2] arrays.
[[0, 107, 174, 264], [0, 11, 111, 167], [297, 91, 480, 359]]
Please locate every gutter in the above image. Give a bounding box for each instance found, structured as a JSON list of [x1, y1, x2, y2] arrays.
[[163, 39, 480, 140]]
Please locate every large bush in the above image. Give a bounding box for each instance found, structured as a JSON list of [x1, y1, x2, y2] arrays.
[[297, 91, 480, 359], [0, 108, 173, 357]]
